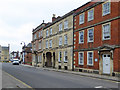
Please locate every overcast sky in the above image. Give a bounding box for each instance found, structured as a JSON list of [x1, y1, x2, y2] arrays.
[[0, 0, 91, 52]]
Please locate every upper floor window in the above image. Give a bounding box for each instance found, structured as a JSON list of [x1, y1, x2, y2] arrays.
[[58, 51, 62, 62], [64, 20, 68, 29], [79, 31, 84, 44], [64, 51, 68, 62], [46, 40, 48, 49], [50, 28, 52, 35], [39, 41, 42, 49], [49, 39, 52, 48], [79, 13, 84, 25], [88, 28, 94, 42], [59, 23, 62, 31], [64, 35, 68, 45], [87, 51, 93, 66], [88, 8, 94, 21], [39, 32, 41, 38], [79, 52, 84, 65], [102, 1, 110, 16], [59, 36, 62, 46], [33, 44, 36, 51], [102, 23, 110, 40], [41, 31, 42, 37], [34, 34, 37, 40], [46, 30, 49, 37]]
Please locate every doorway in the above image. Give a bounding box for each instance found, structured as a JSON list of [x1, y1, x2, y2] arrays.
[[103, 54, 110, 74]]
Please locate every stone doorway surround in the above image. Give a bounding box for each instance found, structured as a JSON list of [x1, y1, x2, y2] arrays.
[[98, 45, 114, 76], [43, 52, 55, 68]]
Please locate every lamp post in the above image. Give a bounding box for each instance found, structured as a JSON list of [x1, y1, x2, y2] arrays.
[[21, 41, 26, 64]]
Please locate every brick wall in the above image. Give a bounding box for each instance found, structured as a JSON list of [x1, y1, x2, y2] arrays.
[[74, 1, 120, 73]]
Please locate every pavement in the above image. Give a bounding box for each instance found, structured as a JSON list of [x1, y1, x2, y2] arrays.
[[21, 64, 120, 82], [0, 63, 31, 89]]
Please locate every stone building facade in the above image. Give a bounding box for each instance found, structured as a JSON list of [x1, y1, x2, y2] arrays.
[[73, 0, 120, 76], [42, 11, 74, 70], [1, 46, 9, 62]]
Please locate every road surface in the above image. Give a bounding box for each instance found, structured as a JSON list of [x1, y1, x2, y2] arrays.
[[2, 63, 119, 89]]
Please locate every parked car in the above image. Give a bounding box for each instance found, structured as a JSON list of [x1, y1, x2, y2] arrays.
[[12, 59, 20, 65]]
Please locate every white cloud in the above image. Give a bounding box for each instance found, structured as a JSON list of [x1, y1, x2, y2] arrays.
[[0, 0, 91, 51]]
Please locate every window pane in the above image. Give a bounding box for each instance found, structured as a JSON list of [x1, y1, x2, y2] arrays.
[[79, 13, 84, 24], [79, 31, 84, 43], [103, 2, 110, 16], [79, 53, 83, 64], [103, 24, 110, 40], [88, 29, 93, 42], [88, 52, 93, 65]]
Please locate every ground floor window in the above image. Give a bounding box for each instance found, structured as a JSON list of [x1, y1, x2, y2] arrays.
[[64, 51, 68, 62], [79, 52, 84, 65], [87, 51, 93, 66], [38, 55, 42, 63], [58, 52, 62, 62]]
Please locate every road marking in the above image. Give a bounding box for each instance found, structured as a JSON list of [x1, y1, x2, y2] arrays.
[[94, 86, 103, 88], [3, 70, 33, 89]]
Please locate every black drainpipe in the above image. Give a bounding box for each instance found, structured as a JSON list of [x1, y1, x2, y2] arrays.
[[72, 13, 75, 71]]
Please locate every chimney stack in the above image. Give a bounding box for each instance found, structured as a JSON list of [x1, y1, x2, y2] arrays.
[[52, 14, 56, 22]]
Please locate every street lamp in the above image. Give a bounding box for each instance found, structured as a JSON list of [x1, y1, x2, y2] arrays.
[[20, 41, 26, 64]]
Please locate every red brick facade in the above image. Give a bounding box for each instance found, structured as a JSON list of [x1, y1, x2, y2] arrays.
[[74, 1, 120, 76], [24, 43, 32, 65]]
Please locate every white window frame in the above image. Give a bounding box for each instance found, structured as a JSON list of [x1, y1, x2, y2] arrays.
[[88, 8, 94, 21], [87, 27, 94, 42], [46, 40, 48, 49], [79, 13, 85, 25], [49, 39, 52, 48], [58, 51, 62, 62], [87, 51, 94, 66], [59, 36, 62, 46], [79, 31, 84, 44], [78, 52, 84, 65], [59, 23, 62, 31], [64, 51, 68, 62], [64, 34, 68, 45], [102, 22, 111, 40], [46, 30, 49, 37], [102, 1, 111, 16], [50, 28, 52, 35], [64, 20, 68, 29]]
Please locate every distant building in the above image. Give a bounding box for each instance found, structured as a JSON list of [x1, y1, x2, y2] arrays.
[[22, 43, 32, 65], [11, 51, 20, 59], [1, 46, 10, 62]]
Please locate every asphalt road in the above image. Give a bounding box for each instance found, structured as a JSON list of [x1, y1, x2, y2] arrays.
[[2, 63, 119, 89]]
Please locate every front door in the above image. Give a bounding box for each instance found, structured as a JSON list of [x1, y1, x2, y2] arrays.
[[103, 54, 110, 74]]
